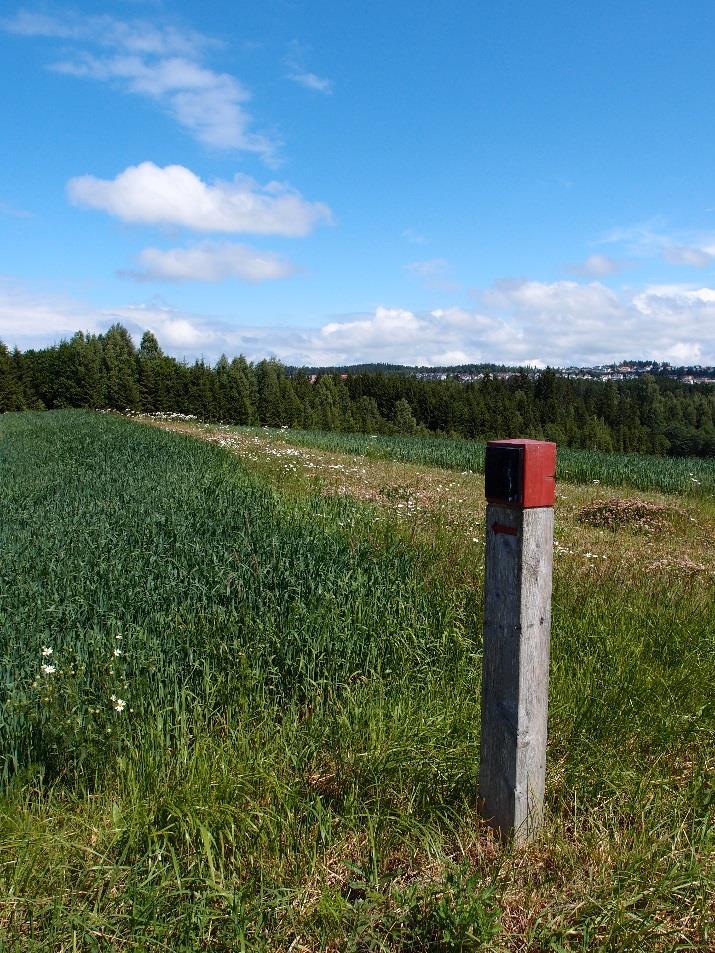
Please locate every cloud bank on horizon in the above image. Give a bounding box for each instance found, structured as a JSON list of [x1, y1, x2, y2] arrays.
[[2, 3, 715, 367], [2, 278, 713, 368]]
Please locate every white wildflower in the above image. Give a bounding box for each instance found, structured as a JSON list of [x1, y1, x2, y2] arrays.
[[113, 648, 122, 657], [41, 664, 56, 675], [41, 647, 53, 657], [113, 698, 126, 713]]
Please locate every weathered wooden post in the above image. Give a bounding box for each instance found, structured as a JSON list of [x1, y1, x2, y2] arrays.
[[479, 439, 556, 843]]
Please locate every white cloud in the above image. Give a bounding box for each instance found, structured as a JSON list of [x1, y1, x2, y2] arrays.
[[0, 280, 103, 349], [603, 219, 715, 269], [662, 245, 713, 267], [402, 228, 428, 245], [104, 303, 225, 352], [0, 282, 224, 355], [126, 241, 296, 283], [3, 9, 275, 157], [284, 42, 333, 94], [2, 10, 209, 56], [405, 259, 449, 277], [480, 279, 715, 367], [633, 283, 715, 317], [52, 53, 272, 154], [297, 282, 715, 368], [569, 253, 623, 276], [2, 278, 715, 367], [602, 219, 671, 256], [0, 199, 33, 219], [67, 162, 332, 236], [54, 54, 224, 98], [299, 305, 515, 367], [148, 315, 213, 349], [484, 278, 623, 326], [288, 70, 333, 94], [321, 306, 424, 346], [405, 258, 459, 291]]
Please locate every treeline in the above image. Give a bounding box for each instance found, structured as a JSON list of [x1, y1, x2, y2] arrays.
[[2, 324, 714, 456]]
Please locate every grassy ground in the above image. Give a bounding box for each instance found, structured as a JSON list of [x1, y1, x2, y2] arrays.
[[169, 421, 714, 499], [139, 417, 715, 586], [1, 410, 713, 951]]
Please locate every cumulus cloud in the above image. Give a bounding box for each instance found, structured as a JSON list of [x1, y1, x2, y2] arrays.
[[3, 9, 274, 157], [135, 311, 216, 350], [67, 162, 332, 236], [304, 283, 715, 368], [125, 241, 296, 283], [298, 306, 522, 367], [484, 278, 622, 321], [479, 279, 715, 366], [2, 278, 715, 367], [0, 281, 224, 355]]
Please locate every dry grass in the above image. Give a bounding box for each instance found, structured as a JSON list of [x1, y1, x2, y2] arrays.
[[576, 497, 681, 532], [138, 416, 715, 589]]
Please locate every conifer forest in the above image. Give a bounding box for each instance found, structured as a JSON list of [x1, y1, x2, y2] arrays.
[[2, 324, 714, 457]]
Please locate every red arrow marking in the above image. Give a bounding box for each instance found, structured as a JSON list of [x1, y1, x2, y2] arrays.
[[492, 522, 518, 536]]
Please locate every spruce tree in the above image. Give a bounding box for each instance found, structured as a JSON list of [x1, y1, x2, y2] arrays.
[[0, 340, 24, 412], [136, 332, 165, 412], [393, 397, 418, 434], [256, 360, 285, 426], [102, 324, 140, 409]]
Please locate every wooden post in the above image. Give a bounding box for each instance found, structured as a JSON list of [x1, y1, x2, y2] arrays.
[[479, 440, 556, 843]]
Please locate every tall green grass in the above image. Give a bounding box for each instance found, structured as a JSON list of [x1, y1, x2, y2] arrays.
[[246, 425, 715, 497], [1, 412, 467, 783], [0, 410, 712, 950]]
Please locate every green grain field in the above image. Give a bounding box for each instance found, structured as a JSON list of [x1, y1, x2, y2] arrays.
[[1, 411, 713, 951], [238, 425, 715, 498]]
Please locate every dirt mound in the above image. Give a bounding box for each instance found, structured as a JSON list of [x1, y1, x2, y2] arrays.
[[576, 497, 680, 532]]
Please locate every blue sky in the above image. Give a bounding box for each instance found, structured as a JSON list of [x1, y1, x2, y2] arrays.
[[2, 0, 715, 366]]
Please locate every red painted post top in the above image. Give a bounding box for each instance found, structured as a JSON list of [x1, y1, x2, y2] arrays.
[[485, 439, 557, 508]]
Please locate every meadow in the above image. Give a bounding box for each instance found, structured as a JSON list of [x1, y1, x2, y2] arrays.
[[0, 410, 713, 951], [236, 425, 715, 498]]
